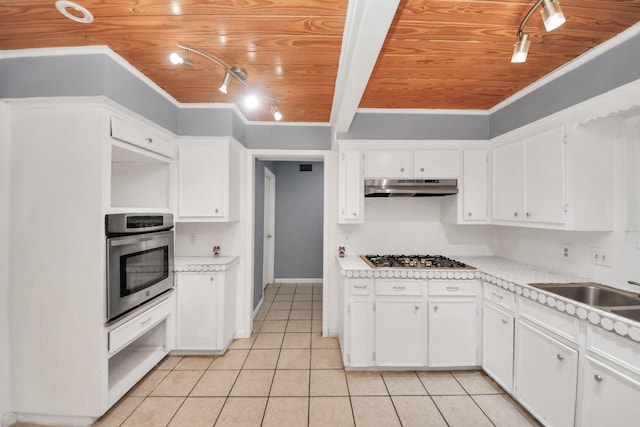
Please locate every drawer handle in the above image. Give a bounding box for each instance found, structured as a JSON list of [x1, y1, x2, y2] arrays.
[[556, 354, 564, 361], [145, 137, 153, 144], [354, 284, 367, 289], [501, 318, 508, 324], [594, 374, 603, 382], [140, 317, 152, 327], [393, 286, 406, 290], [446, 286, 459, 292], [492, 292, 504, 300]]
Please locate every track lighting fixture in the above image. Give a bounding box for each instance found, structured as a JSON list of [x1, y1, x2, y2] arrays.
[[271, 104, 283, 121], [511, 0, 566, 63], [170, 43, 283, 121]]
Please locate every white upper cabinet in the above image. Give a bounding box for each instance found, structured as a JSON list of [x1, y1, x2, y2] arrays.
[[493, 125, 568, 226], [111, 115, 173, 158], [523, 126, 566, 224], [493, 140, 525, 222], [413, 150, 459, 178], [492, 120, 614, 230], [462, 150, 488, 221], [177, 138, 241, 222], [338, 150, 364, 224], [364, 150, 412, 178]]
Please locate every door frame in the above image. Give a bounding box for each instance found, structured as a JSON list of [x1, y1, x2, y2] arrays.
[[262, 167, 276, 290], [241, 149, 331, 339]]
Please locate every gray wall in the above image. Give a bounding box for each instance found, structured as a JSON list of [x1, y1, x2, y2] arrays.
[[253, 160, 276, 309], [272, 161, 324, 280], [490, 32, 640, 138]]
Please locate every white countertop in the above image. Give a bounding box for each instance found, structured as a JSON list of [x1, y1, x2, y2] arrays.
[[337, 255, 640, 342], [174, 256, 240, 272]]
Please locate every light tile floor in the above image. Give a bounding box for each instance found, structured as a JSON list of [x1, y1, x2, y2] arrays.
[[18, 283, 542, 427]]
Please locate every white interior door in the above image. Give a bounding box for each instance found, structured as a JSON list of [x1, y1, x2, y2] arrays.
[[262, 168, 276, 289]]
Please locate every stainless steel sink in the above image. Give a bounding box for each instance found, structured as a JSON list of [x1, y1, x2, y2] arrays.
[[531, 282, 640, 308], [609, 307, 640, 322]]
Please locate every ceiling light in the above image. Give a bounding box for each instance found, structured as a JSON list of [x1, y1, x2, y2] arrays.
[[540, 0, 566, 32], [511, 0, 567, 63], [171, 43, 282, 120], [271, 104, 283, 121], [245, 94, 259, 109], [218, 72, 231, 94], [511, 34, 530, 63], [169, 51, 192, 66], [55, 1, 93, 24]]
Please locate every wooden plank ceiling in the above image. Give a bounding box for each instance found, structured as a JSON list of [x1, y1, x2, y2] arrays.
[[0, 0, 639, 123]]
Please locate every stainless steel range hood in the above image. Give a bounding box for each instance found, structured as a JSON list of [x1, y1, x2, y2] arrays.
[[364, 178, 458, 197]]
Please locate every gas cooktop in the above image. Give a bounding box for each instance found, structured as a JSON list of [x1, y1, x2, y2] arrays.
[[362, 255, 474, 269]]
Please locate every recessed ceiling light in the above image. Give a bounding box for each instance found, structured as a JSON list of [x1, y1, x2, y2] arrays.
[[55, 1, 93, 24]]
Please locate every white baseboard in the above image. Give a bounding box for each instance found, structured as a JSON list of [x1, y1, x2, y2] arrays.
[[252, 297, 264, 319], [274, 278, 323, 284], [15, 412, 94, 427], [1, 412, 16, 427]]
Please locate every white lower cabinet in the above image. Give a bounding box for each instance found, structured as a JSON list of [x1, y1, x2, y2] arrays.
[[515, 320, 578, 427], [176, 269, 237, 352], [346, 296, 374, 367], [428, 299, 478, 367], [579, 356, 640, 427], [375, 298, 427, 367], [482, 301, 514, 392]]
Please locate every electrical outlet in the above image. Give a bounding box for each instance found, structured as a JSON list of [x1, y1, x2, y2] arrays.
[[560, 244, 572, 261], [189, 232, 197, 244], [591, 247, 612, 267]]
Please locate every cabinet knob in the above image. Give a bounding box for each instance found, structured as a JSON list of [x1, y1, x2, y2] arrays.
[[414, 305, 420, 311], [501, 318, 508, 324], [420, 168, 424, 172], [400, 168, 405, 172], [215, 208, 219, 214], [433, 305, 438, 311], [467, 212, 472, 217], [556, 353, 564, 361], [594, 374, 603, 382], [145, 137, 153, 144], [514, 212, 519, 218], [526, 212, 531, 218], [352, 212, 357, 217], [210, 276, 215, 282]]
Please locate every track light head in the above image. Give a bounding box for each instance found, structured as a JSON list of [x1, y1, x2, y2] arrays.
[[540, 0, 566, 32], [511, 33, 531, 63], [169, 51, 192, 66], [270, 104, 283, 121], [218, 72, 231, 94]]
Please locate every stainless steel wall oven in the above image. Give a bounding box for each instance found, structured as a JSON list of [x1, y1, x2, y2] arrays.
[[106, 213, 174, 322]]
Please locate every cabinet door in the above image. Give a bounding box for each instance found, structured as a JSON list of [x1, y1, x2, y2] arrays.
[[462, 150, 488, 221], [524, 126, 566, 224], [414, 150, 460, 178], [493, 142, 523, 221], [515, 321, 578, 427], [428, 299, 478, 367], [176, 273, 220, 350], [375, 299, 426, 366], [482, 302, 514, 392], [580, 356, 640, 427], [178, 143, 226, 218], [364, 150, 411, 178], [346, 298, 374, 367], [338, 150, 364, 223]]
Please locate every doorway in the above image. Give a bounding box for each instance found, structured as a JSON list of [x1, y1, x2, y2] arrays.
[[243, 150, 331, 338]]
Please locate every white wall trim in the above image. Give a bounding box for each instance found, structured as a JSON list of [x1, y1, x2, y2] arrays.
[[252, 297, 264, 320], [355, 108, 489, 116], [274, 278, 323, 284], [1, 413, 16, 427]]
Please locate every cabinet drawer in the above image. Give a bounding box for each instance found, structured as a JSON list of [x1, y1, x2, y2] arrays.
[[350, 279, 372, 295], [519, 296, 579, 343], [109, 298, 172, 354], [587, 324, 640, 374], [111, 115, 173, 157], [376, 280, 423, 296], [429, 280, 478, 296], [484, 283, 516, 311]]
